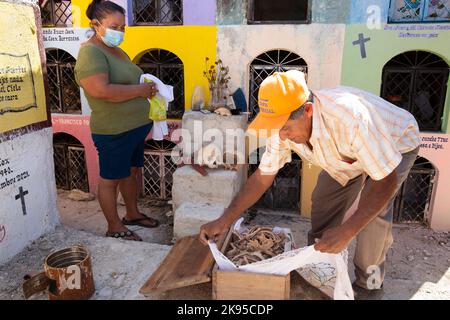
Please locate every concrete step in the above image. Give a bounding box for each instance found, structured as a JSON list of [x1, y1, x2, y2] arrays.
[[173, 202, 225, 240], [172, 165, 247, 211]]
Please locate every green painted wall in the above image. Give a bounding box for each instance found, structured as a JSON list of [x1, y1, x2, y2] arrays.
[[341, 24, 450, 133]]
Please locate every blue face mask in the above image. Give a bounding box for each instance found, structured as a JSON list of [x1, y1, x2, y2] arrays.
[[100, 26, 124, 47]]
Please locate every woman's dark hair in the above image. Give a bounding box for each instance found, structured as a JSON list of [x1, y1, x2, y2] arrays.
[[86, 0, 126, 21]]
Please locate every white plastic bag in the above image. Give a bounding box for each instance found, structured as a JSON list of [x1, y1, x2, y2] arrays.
[[208, 219, 354, 300]]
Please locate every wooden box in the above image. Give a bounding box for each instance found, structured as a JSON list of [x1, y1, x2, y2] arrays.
[[212, 268, 290, 300], [212, 229, 290, 300], [140, 230, 290, 300]]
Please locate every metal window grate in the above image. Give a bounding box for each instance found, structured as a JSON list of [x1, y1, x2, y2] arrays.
[[247, 0, 310, 24], [41, 1, 54, 26], [249, 148, 302, 210], [40, 0, 73, 27], [388, 0, 450, 23], [133, 0, 183, 25], [53, 134, 89, 192], [137, 49, 184, 118], [46, 48, 81, 114], [389, 0, 425, 22], [53, 143, 69, 189], [424, 0, 450, 21], [249, 50, 308, 122], [394, 157, 436, 224], [381, 51, 449, 132], [142, 140, 177, 200], [68, 146, 89, 191]]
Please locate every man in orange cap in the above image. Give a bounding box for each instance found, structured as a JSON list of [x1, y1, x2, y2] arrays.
[[199, 70, 420, 297]]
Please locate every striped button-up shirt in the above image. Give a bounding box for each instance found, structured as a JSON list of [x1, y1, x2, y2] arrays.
[[258, 86, 421, 186]]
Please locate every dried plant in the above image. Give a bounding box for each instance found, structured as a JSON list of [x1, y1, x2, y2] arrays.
[[204, 57, 230, 85], [203, 57, 231, 102]]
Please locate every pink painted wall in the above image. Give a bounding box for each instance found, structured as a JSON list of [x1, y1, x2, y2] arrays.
[[51, 115, 99, 193], [418, 133, 450, 231], [343, 133, 450, 231]]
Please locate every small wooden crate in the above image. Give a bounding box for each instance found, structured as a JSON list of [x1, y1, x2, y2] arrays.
[[140, 230, 290, 300], [211, 229, 290, 300]]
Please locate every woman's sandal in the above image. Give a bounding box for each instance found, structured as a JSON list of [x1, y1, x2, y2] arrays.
[[105, 230, 142, 241], [122, 213, 160, 228]]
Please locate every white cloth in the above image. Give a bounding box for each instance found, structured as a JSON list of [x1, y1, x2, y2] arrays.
[[139, 74, 174, 141], [139, 74, 174, 103], [152, 121, 169, 141]]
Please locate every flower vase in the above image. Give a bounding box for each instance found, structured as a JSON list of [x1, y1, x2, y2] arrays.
[[209, 84, 227, 111]]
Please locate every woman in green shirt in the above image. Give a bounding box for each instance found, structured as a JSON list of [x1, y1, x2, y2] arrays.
[[75, 0, 159, 241]]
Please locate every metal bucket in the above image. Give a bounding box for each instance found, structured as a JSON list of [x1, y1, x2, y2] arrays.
[[23, 245, 95, 300], [44, 245, 95, 300]]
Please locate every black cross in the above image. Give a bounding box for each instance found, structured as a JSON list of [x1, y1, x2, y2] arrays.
[[15, 186, 29, 216], [352, 33, 371, 59]]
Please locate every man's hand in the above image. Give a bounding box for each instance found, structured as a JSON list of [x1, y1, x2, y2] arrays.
[[314, 226, 355, 254], [314, 170, 398, 254], [198, 169, 276, 246], [199, 218, 230, 245]]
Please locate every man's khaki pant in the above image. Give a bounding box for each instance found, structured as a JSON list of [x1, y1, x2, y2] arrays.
[[308, 147, 419, 289]]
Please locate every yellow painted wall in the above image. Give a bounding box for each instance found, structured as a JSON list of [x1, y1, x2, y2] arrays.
[[0, 2, 47, 133], [300, 161, 321, 218], [122, 26, 217, 114], [70, 0, 217, 115], [71, 0, 90, 28]]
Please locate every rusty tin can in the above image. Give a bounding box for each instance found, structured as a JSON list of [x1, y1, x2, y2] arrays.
[[44, 245, 95, 300], [23, 245, 95, 300]]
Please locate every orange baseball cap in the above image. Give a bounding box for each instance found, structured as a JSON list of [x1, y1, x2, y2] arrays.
[[248, 70, 309, 137]]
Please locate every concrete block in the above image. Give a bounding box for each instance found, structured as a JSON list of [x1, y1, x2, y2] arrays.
[[181, 111, 248, 156], [182, 111, 248, 134], [172, 165, 247, 211], [0, 128, 59, 265], [174, 202, 225, 239]]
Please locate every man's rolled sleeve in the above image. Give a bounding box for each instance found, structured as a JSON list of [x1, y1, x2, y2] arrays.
[[258, 134, 292, 175]]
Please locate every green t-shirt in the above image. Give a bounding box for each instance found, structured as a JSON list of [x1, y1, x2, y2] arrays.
[[74, 43, 150, 135]]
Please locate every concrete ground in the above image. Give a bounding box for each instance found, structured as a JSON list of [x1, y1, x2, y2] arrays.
[[0, 190, 449, 300]]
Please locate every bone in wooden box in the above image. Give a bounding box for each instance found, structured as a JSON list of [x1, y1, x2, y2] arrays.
[[139, 225, 292, 300]]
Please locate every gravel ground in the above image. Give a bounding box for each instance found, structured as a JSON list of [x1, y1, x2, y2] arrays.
[[0, 191, 449, 300]]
